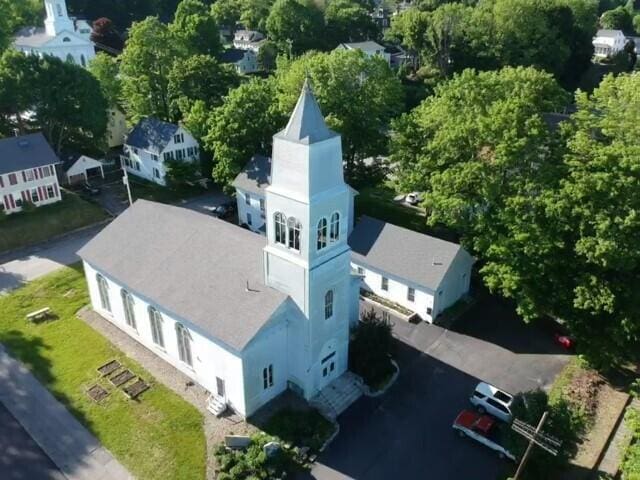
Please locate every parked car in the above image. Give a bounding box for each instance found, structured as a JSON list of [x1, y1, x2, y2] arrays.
[[205, 201, 236, 219], [469, 381, 514, 423], [405, 192, 422, 205], [81, 182, 100, 196], [453, 410, 516, 461]]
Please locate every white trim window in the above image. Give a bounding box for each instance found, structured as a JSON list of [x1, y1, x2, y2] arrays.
[[324, 290, 334, 319], [317, 218, 327, 250], [121, 289, 137, 329], [330, 212, 340, 242], [96, 274, 111, 312], [274, 212, 286, 245], [262, 364, 274, 389], [381, 276, 389, 291], [245, 193, 251, 205], [176, 323, 193, 366], [287, 217, 301, 251], [148, 307, 165, 348], [407, 287, 415, 302]]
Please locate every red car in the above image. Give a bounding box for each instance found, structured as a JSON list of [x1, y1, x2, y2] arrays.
[[453, 410, 516, 461]]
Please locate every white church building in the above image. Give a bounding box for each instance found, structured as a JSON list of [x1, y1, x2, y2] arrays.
[[13, 0, 95, 67], [79, 82, 361, 418]]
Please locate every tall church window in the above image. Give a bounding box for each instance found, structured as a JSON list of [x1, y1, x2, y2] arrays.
[[121, 289, 136, 329], [324, 290, 334, 319], [57, 3, 63, 16], [330, 212, 340, 242], [317, 218, 327, 250], [148, 307, 164, 348], [263, 365, 274, 389], [80, 55, 86, 67], [287, 217, 301, 251], [96, 274, 111, 312], [66, 54, 75, 64], [274, 212, 286, 245], [176, 323, 193, 366]]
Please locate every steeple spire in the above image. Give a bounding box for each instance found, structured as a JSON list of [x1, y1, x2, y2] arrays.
[[280, 78, 336, 145]]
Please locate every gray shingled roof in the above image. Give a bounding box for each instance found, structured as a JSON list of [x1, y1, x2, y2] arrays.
[[125, 117, 180, 152], [0, 133, 60, 175], [233, 155, 271, 194], [339, 41, 385, 52], [275, 79, 337, 145], [77, 200, 288, 352], [595, 29, 624, 38], [349, 216, 470, 291], [13, 27, 54, 47]]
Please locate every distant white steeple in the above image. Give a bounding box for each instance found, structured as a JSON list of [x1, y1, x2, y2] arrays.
[[44, 0, 75, 36]]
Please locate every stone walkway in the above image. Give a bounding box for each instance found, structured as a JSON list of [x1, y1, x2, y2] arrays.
[[0, 344, 131, 480], [78, 307, 257, 480]]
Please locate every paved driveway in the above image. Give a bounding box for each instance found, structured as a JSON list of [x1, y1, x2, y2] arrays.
[[0, 402, 64, 480], [309, 296, 571, 480]]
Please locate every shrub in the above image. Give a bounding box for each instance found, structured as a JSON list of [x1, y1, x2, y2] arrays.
[[349, 308, 395, 387], [164, 159, 200, 185], [621, 407, 640, 479], [262, 407, 334, 452]]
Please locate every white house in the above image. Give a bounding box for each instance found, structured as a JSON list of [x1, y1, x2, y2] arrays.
[[62, 153, 104, 185], [13, 0, 95, 67], [107, 108, 127, 148], [220, 48, 260, 74], [0, 133, 62, 214], [593, 29, 627, 58], [335, 41, 391, 66], [349, 216, 474, 323], [79, 81, 363, 418], [233, 155, 271, 233], [120, 117, 200, 186], [232, 30, 266, 52]]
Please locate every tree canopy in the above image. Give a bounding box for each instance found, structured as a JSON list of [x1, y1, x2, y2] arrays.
[[88, 53, 122, 109], [170, 0, 221, 56], [266, 0, 325, 55]]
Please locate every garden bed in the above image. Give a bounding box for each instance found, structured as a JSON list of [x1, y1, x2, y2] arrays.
[[360, 289, 414, 317]]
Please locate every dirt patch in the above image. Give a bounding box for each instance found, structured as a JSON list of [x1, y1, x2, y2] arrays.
[[561, 367, 605, 421]]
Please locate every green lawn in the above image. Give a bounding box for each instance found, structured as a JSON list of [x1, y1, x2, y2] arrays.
[[0, 191, 108, 253], [355, 186, 458, 242], [0, 266, 206, 480], [124, 179, 207, 205]]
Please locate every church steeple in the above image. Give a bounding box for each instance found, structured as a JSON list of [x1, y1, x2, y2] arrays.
[[279, 79, 336, 145], [44, 0, 75, 36]]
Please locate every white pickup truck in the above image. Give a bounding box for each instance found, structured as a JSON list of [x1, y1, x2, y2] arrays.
[[453, 410, 516, 461]]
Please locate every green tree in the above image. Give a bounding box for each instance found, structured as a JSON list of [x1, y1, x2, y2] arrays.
[[549, 73, 640, 364], [239, 0, 273, 32], [275, 50, 403, 182], [204, 78, 283, 188], [634, 13, 640, 34], [170, 0, 221, 56], [211, 0, 241, 29], [0, 50, 39, 135], [120, 17, 181, 123], [266, 0, 325, 55], [349, 308, 395, 387], [167, 54, 239, 119], [601, 5, 633, 31], [88, 53, 122, 108], [324, 0, 380, 46]]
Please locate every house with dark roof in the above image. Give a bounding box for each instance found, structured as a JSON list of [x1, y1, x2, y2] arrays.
[[335, 41, 391, 66], [232, 155, 271, 232], [220, 48, 259, 74], [0, 133, 62, 214], [79, 81, 364, 419], [13, 0, 95, 67], [349, 216, 474, 322], [121, 117, 200, 186]]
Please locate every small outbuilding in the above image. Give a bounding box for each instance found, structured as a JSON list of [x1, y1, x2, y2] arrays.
[[63, 154, 105, 185], [349, 216, 474, 323]]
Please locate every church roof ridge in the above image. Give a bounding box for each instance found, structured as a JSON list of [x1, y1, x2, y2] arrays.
[[277, 78, 337, 145]]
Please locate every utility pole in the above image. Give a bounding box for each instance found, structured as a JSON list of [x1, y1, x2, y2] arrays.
[[511, 411, 561, 480], [122, 166, 133, 207]]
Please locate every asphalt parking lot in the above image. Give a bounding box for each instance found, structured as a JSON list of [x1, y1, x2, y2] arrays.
[[308, 296, 571, 480]]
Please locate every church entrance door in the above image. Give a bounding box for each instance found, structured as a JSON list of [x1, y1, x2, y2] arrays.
[[319, 350, 337, 389]]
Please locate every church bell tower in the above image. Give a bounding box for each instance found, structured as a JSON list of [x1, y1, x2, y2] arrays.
[[263, 79, 353, 398], [44, 0, 75, 36]]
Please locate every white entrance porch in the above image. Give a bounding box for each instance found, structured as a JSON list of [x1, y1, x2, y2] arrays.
[[310, 371, 363, 420]]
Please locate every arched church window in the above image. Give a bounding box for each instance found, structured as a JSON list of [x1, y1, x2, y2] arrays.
[[62, 37, 71, 42], [96, 273, 111, 312], [80, 54, 86, 66], [57, 3, 63, 16], [176, 323, 193, 367], [66, 54, 75, 64], [274, 212, 286, 245], [324, 290, 334, 319], [330, 212, 340, 242], [287, 217, 301, 251], [317, 218, 327, 250]]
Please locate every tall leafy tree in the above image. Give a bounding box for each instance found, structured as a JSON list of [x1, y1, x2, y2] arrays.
[[119, 17, 181, 123], [601, 5, 634, 31], [0, 50, 40, 135], [88, 53, 122, 108], [210, 0, 241, 29], [266, 0, 325, 55], [239, 0, 273, 32], [324, 0, 380, 46], [275, 50, 404, 182], [167, 54, 239, 119], [170, 0, 221, 56], [204, 78, 283, 188]]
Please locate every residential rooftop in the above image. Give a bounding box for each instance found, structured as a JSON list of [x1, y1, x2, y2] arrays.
[[0, 133, 60, 175]]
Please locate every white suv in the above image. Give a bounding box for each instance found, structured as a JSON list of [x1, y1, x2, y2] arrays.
[[469, 382, 514, 423]]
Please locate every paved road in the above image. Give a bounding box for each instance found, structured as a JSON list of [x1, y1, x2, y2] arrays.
[[0, 225, 106, 295], [0, 402, 65, 480], [308, 297, 571, 480]]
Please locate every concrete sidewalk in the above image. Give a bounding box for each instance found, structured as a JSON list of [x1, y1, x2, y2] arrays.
[[0, 344, 131, 480]]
